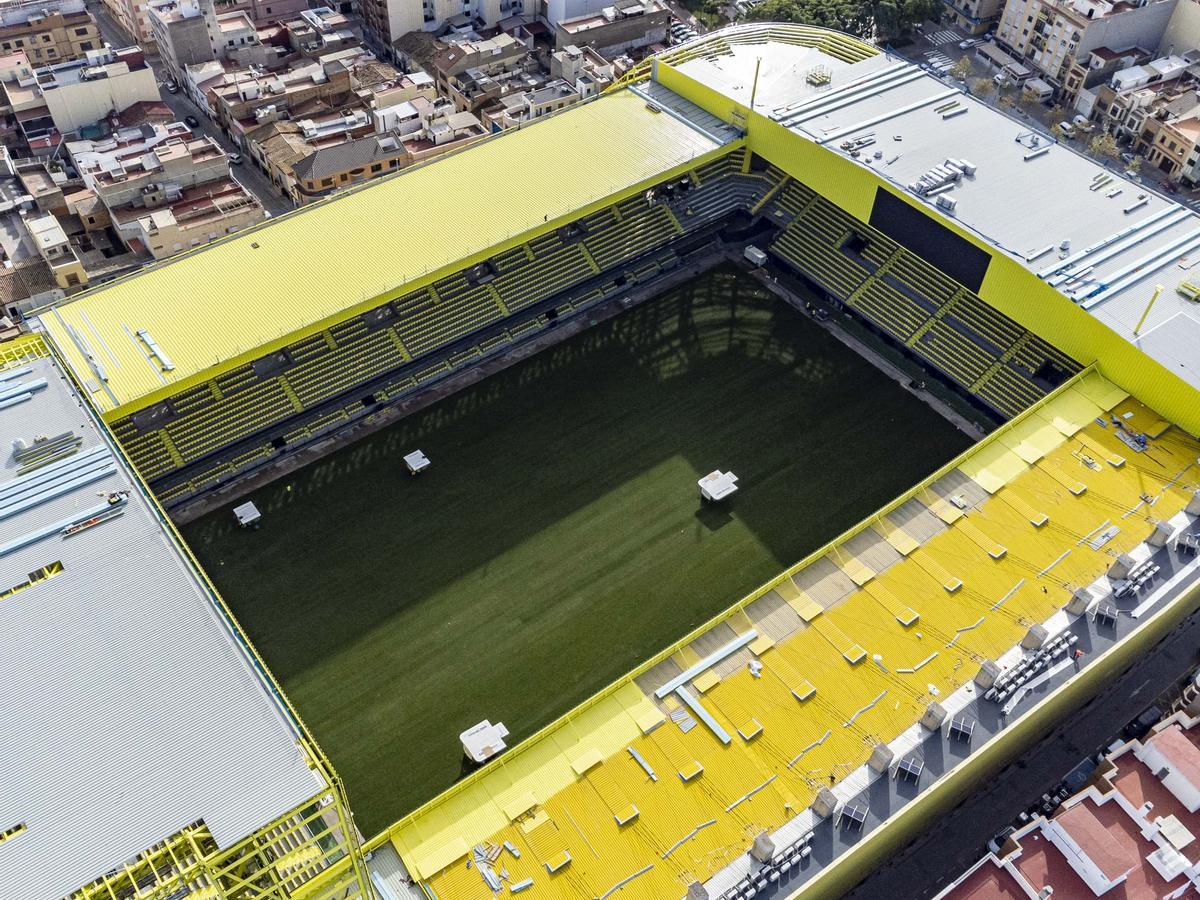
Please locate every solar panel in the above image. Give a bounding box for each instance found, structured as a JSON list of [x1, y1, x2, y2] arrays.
[[896, 755, 924, 783]]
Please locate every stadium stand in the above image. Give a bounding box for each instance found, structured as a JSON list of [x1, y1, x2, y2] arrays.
[[766, 184, 1077, 418], [96, 155, 1077, 505], [381, 370, 1200, 900]]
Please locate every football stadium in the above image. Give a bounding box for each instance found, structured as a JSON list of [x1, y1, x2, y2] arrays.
[[5, 20, 1200, 900]]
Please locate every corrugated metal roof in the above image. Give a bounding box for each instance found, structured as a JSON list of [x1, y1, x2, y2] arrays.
[[0, 355, 323, 900], [36, 88, 731, 418]]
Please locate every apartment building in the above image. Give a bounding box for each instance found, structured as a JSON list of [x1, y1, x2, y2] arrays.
[[25, 211, 86, 288], [148, 0, 216, 83], [358, 0, 522, 51], [936, 710, 1200, 900], [996, 0, 1178, 85], [101, 0, 157, 51], [122, 178, 262, 258], [287, 102, 483, 200], [1, 46, 158, 149], [0, 0, 101, 66], [283, 7, 360, 58], [554, 0, 669, 56], [944, 0, 1006, 35], [208, 52, 358, 147], [65, 121, 263, 257], [430, 33, 540, 113]]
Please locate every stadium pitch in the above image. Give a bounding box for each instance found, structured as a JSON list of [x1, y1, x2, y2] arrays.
[[183, 264, 972, 834]]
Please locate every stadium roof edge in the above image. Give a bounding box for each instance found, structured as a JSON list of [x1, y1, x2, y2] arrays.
[[34, 89, 739, 420]]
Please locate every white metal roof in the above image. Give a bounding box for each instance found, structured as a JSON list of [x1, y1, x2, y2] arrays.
[[0, 355, 324, 900], [674, 46, 1200, 390]]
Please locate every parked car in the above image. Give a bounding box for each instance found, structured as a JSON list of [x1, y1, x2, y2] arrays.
[[1121, 151, 1137, 165], [959, 38, 983, 49], [228, 152, 243, 165], [184, 115, 200, 128], [165, 81, 179, 94]]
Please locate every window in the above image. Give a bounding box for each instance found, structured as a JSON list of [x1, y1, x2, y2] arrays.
[[321, 177, 333, 187], [370, 163, 382, 173], [79, 41, 92, 50], [75, 27, 90, 35]]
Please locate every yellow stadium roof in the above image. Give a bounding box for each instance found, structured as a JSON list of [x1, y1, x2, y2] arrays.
[[377, 372, 1200, 899], [37, 88, 733, 417]]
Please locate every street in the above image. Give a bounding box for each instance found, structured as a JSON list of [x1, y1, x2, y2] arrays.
[[846, 594, 1200, 900], [84, 0, 295, 217]]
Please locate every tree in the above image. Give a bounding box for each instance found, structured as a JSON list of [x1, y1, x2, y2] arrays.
[[748, 0, 873, 36], [1089, 132, 1120, 161], [1124, 152, 1146, 176], [970, 76, 994, 98], [1046, 103, 1068, 129], [1020, 86, 1040, 108], [747, 0, 938, 40], [950, 56, 973, 82], [995, 81, 1015, 108]]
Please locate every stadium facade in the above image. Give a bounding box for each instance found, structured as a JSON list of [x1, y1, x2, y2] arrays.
[[4, 21, 1200, 900]]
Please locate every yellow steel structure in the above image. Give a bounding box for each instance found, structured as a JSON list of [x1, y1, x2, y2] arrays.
[[36, 90, 730, 421], [348, 369, 1199, 899]]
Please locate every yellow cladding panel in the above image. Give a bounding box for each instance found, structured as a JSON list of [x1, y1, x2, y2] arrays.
[[39, 89, 730, 417]]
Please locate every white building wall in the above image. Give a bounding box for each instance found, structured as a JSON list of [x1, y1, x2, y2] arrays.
[[42, 66, 160, 132], [1135, 742, 1200, 813]]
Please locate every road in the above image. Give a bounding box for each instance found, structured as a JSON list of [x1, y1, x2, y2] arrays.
[[84, 0, 295, 217], [845, 595, 1200, 900]]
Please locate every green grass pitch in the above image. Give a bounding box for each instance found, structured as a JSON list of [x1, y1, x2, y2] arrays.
[[183, 265, 972, 834]]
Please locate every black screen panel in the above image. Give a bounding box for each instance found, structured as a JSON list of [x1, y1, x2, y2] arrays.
[[868, 188, 990, 293]]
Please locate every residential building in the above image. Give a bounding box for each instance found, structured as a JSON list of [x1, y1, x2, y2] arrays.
[[944, 0, 1006, 35], [995, 0, 1178, 86], [120, 178, 262, 258], [935, 710, 1200, 900], [1060, 42, 1150, 106], [368, 69, 437, 107], [256, 95, 483, 202], [554, 0, 669, 57], [1067, 51, 1200, 182], [0, 0, 101, 66], [148, 0, 217, 84], [64, 119, 264, 257], [14, 159, 64, 211], [358, 0, 523, 52], [219, 0, 310, 25], [549, 43, 614, 94], [70, 129, 231, 206], [208, 52, 359, 148], [25, 211, 86, 288], [101, 0, 157, 51], [0, 46, 158, 149], [283, 7, 360, 58], [430, 33, 540, 113]]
